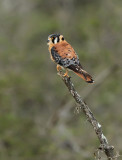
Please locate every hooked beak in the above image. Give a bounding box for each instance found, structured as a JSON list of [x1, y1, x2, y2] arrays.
[[47, 39, 49, 43]]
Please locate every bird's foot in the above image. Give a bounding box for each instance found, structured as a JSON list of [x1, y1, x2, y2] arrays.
[[63, 70, 69, 77], [57, 65, 62, 72]]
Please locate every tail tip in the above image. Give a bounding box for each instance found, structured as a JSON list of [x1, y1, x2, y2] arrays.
[[87, 79, 94, 83]]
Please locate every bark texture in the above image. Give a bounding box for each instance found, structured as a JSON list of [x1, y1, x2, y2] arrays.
[[58, 70, 118, 160]]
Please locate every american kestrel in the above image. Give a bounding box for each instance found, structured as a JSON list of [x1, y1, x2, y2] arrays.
[[47, 34, 94, 83]]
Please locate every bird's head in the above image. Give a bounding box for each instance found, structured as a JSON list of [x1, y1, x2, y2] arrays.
[[47, 34, 65, 45]]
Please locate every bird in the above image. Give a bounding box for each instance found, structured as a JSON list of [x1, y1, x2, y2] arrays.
[[47, 34, 94, 83]]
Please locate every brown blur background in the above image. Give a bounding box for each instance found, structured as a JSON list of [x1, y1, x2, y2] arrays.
[[0, 0, 122, 160]]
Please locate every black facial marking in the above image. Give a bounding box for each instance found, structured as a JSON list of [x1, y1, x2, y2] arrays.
[[57, 36, 59, 43], [62, 37, 64, 41], [52, 37, 55, 43]]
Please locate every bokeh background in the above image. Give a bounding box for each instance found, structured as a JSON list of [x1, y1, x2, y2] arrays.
[[0, 0, 122, 159]]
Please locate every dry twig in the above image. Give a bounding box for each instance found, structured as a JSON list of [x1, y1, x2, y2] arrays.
[[58, 70, 118, 160]]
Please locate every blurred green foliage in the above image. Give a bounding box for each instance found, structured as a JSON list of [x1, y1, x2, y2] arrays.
[[0, 0, 122, 159]]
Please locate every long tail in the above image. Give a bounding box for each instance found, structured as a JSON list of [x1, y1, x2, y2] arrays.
[[74, 69, 94, 83]]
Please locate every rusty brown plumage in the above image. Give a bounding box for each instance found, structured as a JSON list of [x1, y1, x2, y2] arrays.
[[53, 41, 77, 59]]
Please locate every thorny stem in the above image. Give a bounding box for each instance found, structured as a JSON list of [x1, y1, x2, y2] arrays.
[[58, 70, 119, 160]]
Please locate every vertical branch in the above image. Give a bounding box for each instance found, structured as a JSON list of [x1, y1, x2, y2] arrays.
[[58, 70, 118, 160]]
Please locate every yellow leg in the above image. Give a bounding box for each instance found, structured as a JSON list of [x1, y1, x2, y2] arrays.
[[63, 69, 69, 77], [57, 65, 62, 72]]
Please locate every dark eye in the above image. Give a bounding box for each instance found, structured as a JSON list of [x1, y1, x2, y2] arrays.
[[62, 37, 64, 41]]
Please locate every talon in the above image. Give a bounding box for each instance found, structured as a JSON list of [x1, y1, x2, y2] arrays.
[[63, 70, 69, 77], [57, 65, 62, 72]]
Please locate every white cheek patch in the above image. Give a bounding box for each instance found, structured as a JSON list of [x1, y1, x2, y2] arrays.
[[54, 37, 58, 44]]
